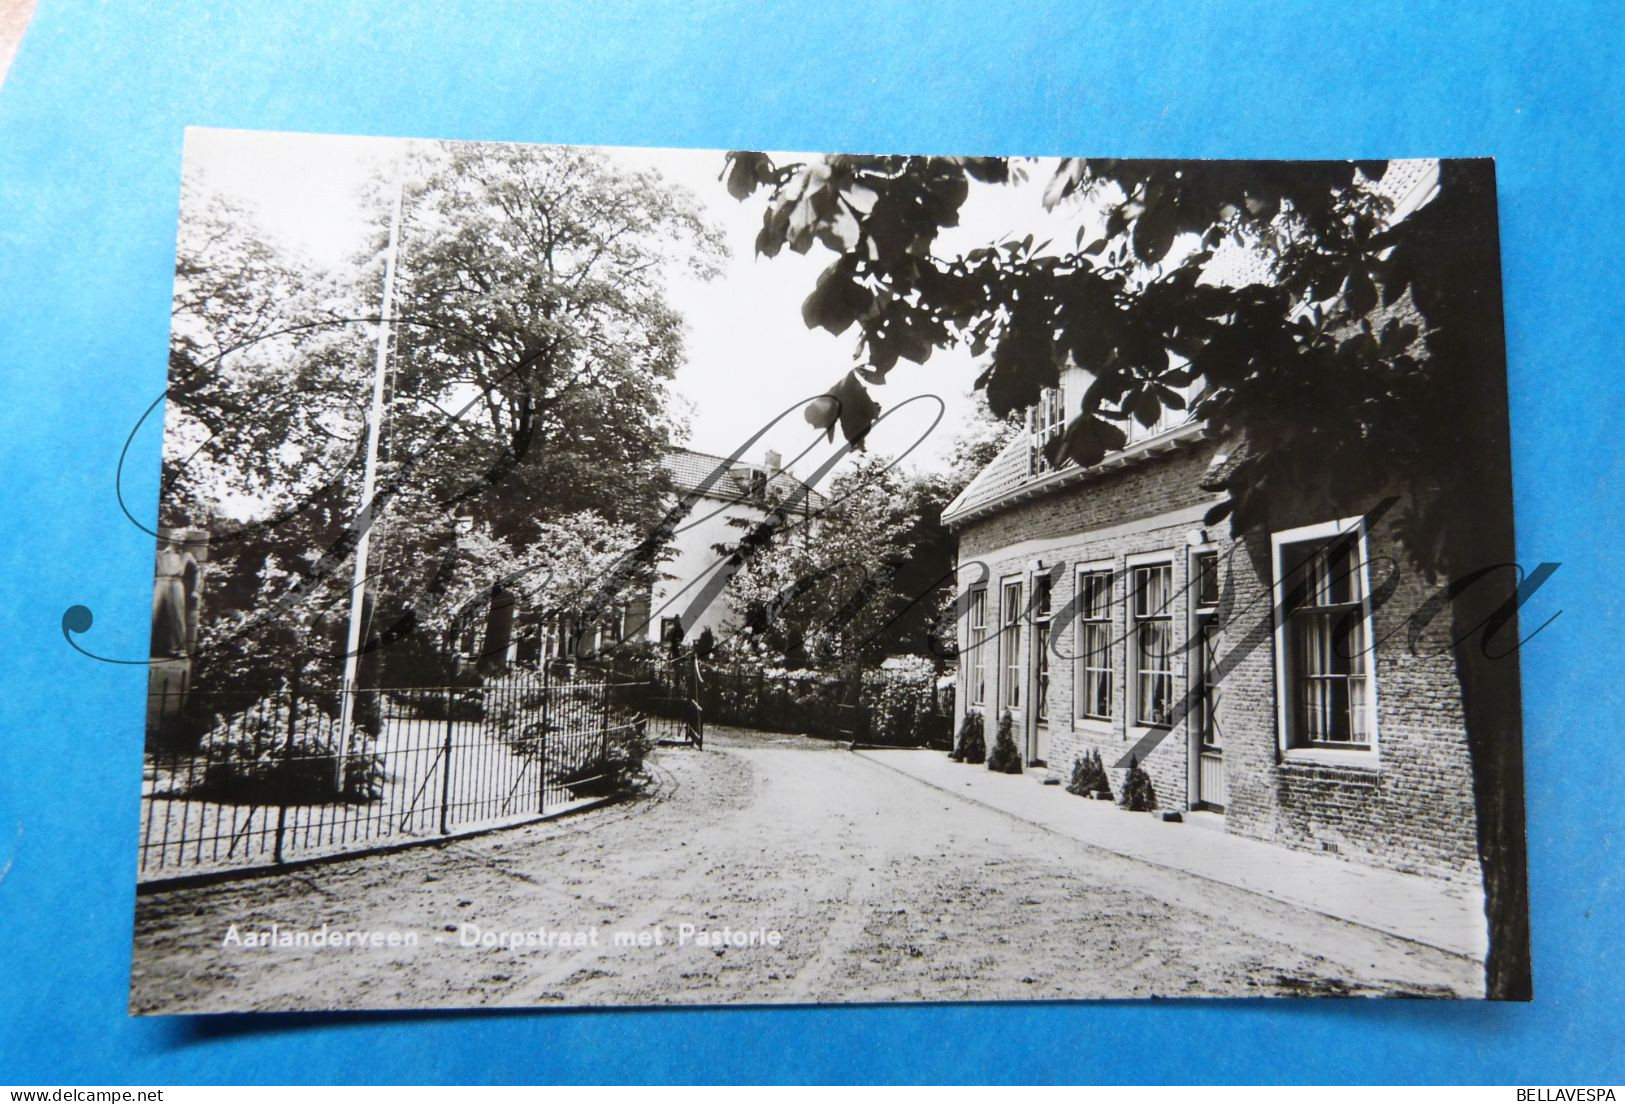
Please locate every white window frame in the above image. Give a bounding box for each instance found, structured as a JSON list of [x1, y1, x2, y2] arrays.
[[1270, 517, 1381, 768], [1188, 546, 1222, 751], [966, 586, 989, 708], [1125, 550, 1176, 733], [999, 576, 1024, 714], [1032, 572, 1053, 724], [1028, 385, 1067, 475], [1072, 559, 1116, 731]]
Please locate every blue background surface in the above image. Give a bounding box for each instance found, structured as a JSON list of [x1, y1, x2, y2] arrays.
[[0, 0, 1619, 1085]]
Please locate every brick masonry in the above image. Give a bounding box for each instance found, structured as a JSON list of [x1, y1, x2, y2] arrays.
[[953, 435, 1483, 887]]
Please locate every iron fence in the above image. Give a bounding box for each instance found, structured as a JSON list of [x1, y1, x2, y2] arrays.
[[139, 661, 700, 881]]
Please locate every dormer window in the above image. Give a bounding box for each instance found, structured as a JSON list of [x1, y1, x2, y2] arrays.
[[1028, 385, 1067, 475], [1125, 374, 1204, 444]]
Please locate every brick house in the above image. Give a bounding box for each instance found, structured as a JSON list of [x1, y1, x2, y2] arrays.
[[944, 391, 1483, 886], [940, 156, 1500, 891]]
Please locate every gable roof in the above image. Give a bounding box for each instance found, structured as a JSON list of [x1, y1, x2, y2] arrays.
[[941, 432, 1033, 524], [662, 446, 826, 510], [941, 419, 1209, 529]]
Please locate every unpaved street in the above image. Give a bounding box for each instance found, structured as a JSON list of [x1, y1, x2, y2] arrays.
[[131, 728, 1479, 1012]]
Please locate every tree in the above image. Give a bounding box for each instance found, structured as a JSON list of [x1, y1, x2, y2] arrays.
[[163, 173, 382, 700], [165, 142, 725, 691], [163, 174, 359, 526], [723, 453, 915, 667], [379, 141, 727, 540], [346, 142, 727, 665], [726, 153, 1529, 998]]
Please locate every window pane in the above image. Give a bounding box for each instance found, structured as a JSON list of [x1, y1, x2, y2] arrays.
[[1195, 616, 1221, 747], [1195, 551, 1219, 607], [1076, 572, 1115, 721], [1138, 669, 1172, 726], [1003, 583, 1022, 627], [1029, 385, 1067, 474], [1344, 609, 1367, 676], [1084, 669, 1109, 719], [1135, 563, 1171, 617], [1327, 538, 1362, 605], [1083, 571, 1109, 619], [1036, 623, 1050, 721], [1282, 531, 1372, 747], [1136, 617, 1172, 726], [968, 589, 987, 705], [1002, 582, 1022, 709]]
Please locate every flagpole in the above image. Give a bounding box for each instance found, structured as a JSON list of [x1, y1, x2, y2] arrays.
[[336, 169, 406, 789]]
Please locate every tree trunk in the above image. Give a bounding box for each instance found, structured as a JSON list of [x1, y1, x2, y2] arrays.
[[1452, 582, 1533, 1000]]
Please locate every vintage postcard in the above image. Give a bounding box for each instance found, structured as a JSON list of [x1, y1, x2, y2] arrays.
[[129, 129, 1531, 1011]]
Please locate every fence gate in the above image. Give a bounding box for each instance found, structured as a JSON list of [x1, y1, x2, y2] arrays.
[[618, 656, 703, 749]]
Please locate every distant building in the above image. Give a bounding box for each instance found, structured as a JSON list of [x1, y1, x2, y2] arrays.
[[640, 446, 825, 648], [469, 446, 826, 670]]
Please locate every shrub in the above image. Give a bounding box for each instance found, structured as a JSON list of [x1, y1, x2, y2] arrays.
[[950, 711, 985, 763], [1066, 749, 1112, 798], [870, 676, 921, 746], [605, 719, 655, 793], [986, 710, 1023, 774], [580, 716, 655, 796], [194, 692, 384, 805], [1121, 753, 1157, 812], [549, 711, 653, 798]]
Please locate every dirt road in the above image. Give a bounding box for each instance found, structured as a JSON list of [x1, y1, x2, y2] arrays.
[[131, 727, 1479, 1012]]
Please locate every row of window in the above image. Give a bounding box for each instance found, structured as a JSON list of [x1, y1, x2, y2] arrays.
[[460, 604, 635, 668], [965, 523, 1376, 752]]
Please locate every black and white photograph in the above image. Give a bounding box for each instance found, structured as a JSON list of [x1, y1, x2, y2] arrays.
[[130, 129, 1532, 1012]]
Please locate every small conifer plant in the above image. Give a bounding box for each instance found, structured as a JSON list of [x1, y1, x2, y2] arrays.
[[1120, 753, 1157, 811], [986, 710, 1023, 774], [1066, 749, 1111, 799], [950, 711, 986, 764]]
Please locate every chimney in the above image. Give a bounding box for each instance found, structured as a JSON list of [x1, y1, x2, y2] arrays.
[[764, 449, 782, 474]]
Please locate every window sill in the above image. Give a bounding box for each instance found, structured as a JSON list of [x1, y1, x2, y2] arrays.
[[1280, 746, 1380, 771], [1072, 718, 1114, 737], [1127, 722, 1174, 742]]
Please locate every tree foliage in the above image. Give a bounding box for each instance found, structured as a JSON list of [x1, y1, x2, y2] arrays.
[[166, 142, 725, 686], [723, 454, 918, 666], [163, 172, 363, 526], [382, 142, 726, 539], [725, 153, 1506, 576]]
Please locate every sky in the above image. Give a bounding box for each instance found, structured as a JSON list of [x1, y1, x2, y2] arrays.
[[180, 127, 1082, 486]]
